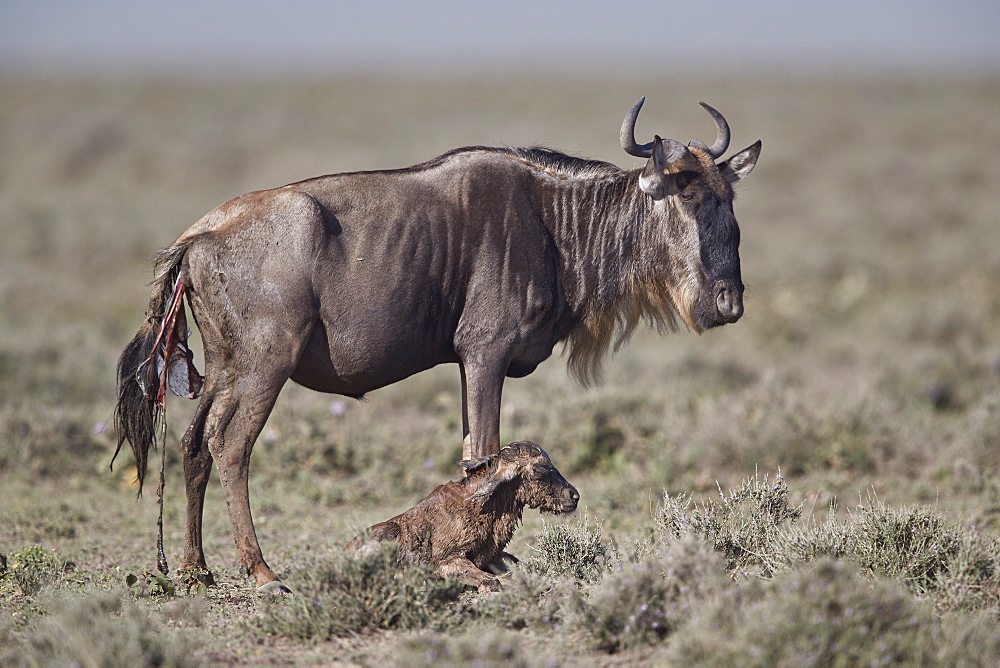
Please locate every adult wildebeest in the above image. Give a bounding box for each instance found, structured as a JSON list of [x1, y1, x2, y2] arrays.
[[114, 98, 760, 591]]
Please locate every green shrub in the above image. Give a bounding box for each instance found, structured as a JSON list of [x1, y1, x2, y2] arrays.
[[568, 537, 731, 652], [396, 627, 541, 667], [783, 498, 854, 563], [1, 545, 68, 597], [472, 570, 569, 631], [520, 514, 615, 584], [852, 499, 963, 592], [665, 558, 940, 666], [0, 591, 198, 668], [786, 496, 1000, 612], [932, 530, 1000, 613], [656, 471, 802, 577], [125, 570, 177, 599], [256, 545, 467, 639], [935, 611, 1000, 665]]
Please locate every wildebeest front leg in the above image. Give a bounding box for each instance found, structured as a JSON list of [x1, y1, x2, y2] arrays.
[[459, 358, 505, 461]]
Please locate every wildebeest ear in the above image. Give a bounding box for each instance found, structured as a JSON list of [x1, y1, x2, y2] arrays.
[[719, 140, 761, 185], [639, 136, 690, 199]]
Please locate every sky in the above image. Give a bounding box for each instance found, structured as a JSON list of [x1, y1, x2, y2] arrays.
[[2, 0, 999, 75]]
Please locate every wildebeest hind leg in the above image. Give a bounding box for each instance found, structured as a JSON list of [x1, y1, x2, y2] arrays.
[[179, 393, 215, 583], [206, 375, 290, 592]]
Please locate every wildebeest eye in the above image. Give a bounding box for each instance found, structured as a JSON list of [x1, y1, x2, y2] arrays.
[[674, 171, 698, 200]]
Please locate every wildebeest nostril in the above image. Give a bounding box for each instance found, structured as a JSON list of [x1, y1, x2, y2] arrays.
[[716, 285, 743, 321]]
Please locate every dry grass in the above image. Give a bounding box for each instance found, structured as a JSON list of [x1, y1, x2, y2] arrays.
[[1, 71, 999, 664]]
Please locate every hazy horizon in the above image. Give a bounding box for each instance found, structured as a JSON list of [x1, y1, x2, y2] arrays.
[[3, 0, 999, 76]]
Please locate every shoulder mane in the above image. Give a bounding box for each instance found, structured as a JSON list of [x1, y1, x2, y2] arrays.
[[500, 146, 623, 178], [283, 145, 622, 188]]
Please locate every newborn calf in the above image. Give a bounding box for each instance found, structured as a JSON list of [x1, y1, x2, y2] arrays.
[[347, 441, 579, 591]]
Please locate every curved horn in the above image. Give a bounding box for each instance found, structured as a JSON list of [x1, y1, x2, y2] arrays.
[[620, 97, 655, 158], [697, 101, 730, 159]]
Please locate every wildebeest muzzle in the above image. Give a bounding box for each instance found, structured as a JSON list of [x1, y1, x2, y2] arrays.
[[695, 277, 744, 329]]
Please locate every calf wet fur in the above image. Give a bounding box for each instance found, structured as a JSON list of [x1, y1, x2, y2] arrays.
[[348, 441, 579, 592]]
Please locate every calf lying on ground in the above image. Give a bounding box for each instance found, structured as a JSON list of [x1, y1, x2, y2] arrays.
[[347, 440, 579, 591]]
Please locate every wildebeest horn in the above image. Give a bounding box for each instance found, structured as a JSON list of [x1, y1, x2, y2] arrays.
[[620, 97, 655, 158], [694, 101, 730, 159]]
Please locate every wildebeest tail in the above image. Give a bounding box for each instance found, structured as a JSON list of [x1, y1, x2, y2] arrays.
[[112, 242, 189, 494]]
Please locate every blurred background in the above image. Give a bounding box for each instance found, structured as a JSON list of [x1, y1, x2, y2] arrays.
[[1, 0, 999, 554], [3, 0, 999, 75]]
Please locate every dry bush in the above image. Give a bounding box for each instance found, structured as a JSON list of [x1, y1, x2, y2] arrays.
[[787, 496, 1000, 613], [520, 514, 615, 584], [256, 544, 467, 639], [0, 545, 69, 598], [471, 570, 570, 632], [0, 591, 197, 668], [656, 471, 802, 577], [664, 559, 941, 666], [567, 536, 732, 652], [395, 627, 542, 668]]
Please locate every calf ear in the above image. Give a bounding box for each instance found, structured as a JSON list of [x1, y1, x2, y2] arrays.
[[459, 457, 492, 473], [467, 458, 519, 500], [719, 140, 761, 185]]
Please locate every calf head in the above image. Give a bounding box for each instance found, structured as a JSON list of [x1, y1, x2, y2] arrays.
[[621, 98, 761, 332], [462, 441, 579, 514]]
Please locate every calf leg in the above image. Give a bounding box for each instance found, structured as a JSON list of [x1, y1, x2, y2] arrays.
[[485, 551, 519, 576], [437, 556, 501, 592]]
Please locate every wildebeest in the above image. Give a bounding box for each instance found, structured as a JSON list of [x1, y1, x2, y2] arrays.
[[346, 440, 579, 592], [114, 98, 760, 591]]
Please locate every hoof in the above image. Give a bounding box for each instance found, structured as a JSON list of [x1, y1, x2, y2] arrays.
[[485, 552, 519, 575], [178, 567, 215, 590], [477, 577, 503, 593], [257, 580, 294, 596]]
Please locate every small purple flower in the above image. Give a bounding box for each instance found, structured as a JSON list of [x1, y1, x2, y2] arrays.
[[329, 400, 346, 416]]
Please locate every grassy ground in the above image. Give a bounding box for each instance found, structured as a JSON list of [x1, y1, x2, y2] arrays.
[[1, 71, 999, 665]]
